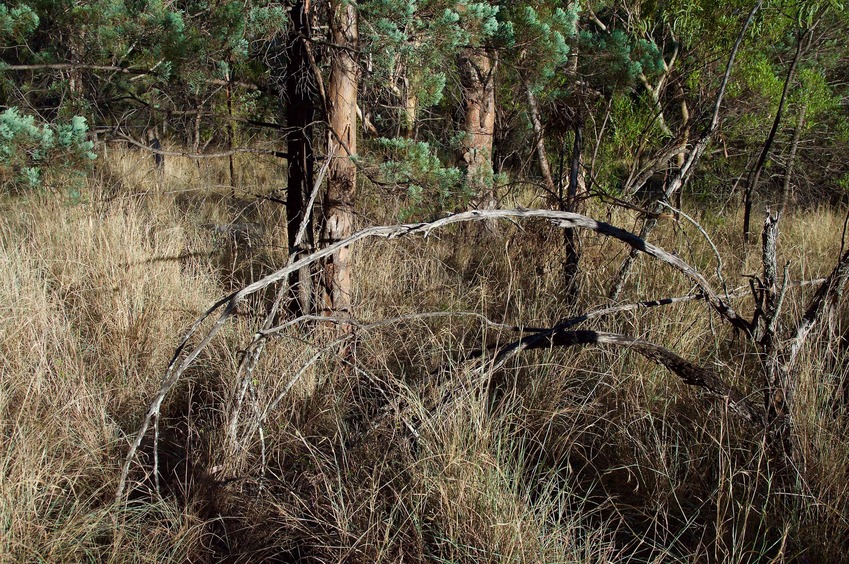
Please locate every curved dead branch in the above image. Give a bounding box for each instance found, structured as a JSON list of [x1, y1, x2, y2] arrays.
[[115, 208, 750, 503], [525, 330, 761, 424]]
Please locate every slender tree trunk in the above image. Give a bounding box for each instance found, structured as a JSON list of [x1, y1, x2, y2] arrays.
[[525, 83, 556, 197], [780, 104, 806, 215], [674, 85, 690, 213], [192, 99, 203, 170], [226, 61, 236, 193], [285, 0, 317, 317], [743, 32, 804, 243], [193, 100, 202, 153], [563, 121, 584, 305], [320, 0, 359, 321], [457, 47, 497, 208], [402, 76, 417, 139], [608, 0, 763, 300]]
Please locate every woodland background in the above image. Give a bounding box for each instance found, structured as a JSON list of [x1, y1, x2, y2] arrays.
[[2, 0, 849, 561]]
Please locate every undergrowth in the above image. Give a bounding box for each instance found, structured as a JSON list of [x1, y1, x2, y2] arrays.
[[1, 149, 847, 562]]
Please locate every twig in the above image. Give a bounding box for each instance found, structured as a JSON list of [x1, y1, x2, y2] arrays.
[[658, 200, 727, 294], [225, 146, 335, 452], [116, 135, 287, 160]]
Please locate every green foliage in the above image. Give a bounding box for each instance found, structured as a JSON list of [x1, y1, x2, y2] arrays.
[[728, 52, 782, 103], [503, 2, 579, 89], [795, 66, 841, 123], [579, 28, 663, 92], [0, 108, 96, 191], [0, 3, 39, 42], [374, 137, 466, 220], [360, 0, 500, 112]]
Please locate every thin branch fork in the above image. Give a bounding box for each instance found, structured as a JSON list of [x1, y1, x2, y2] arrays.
[[114, 207, 751, 503]]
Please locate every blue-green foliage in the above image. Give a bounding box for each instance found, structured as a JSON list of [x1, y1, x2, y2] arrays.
[[0, 3, 39, 42], [375, 137, 466, 220], [361, 0, 507, 111], [503, 3, 579, 90], [0, 108, 96, 191], [579, 29, 663, 91]]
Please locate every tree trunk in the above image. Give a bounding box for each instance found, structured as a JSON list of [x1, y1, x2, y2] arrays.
[[743, 32, 804, 243], [457, 47, 497, 208], [402, 76, 417, 139], [525, 83, 556, 197], [226, 61, 236, 194], [780, 104, 806, 215], [563, 121, 584, 305], [320, 0, 359, 321], [285, 0, 317, 317], [674, 84, 690, 214]]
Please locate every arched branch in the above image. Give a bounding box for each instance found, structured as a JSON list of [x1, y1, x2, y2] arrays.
[[115, 207, 750, 503]]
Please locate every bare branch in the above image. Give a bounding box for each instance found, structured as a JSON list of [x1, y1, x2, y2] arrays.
[[533, 331, 761, 423], [782, 248, 849, 389], [115, 207, 751, 503], [658, 200, 727, 293]]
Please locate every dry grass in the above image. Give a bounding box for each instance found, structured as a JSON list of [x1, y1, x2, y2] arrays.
[[1, 150, 847, 562]]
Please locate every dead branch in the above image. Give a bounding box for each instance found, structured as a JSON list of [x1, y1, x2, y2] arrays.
[[523, 330, 761, 423], [115, 207, 752, 503], [779, 247, 849, 402], [2, 64, 265, 91], [225, 145, 335, 453], [658, 200, 727, 293], [608, 0, 764, 300]]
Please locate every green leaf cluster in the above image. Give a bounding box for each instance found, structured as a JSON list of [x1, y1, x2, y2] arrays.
[[0, 108, 96, 191], [375, 137, 466, 220], [0, 3, 38, 42], [579, 29, 662, 92]]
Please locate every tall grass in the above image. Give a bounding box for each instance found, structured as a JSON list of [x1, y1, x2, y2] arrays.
[[1, 150, 847, 561]]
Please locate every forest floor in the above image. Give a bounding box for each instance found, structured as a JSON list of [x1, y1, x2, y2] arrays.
[[2, 150, 848, 562]]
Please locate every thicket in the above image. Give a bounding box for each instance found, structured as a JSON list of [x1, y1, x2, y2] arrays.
[[2, 0, 849, 561]]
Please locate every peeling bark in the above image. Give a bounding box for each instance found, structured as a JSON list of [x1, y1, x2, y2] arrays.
[[457, 48, 497, 208], [320, 0, 359, 321]]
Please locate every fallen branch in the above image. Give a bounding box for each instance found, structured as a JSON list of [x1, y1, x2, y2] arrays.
[[115, 207, 752, 503], [520, 330, 761, 424], [776, 247, 849, 410]]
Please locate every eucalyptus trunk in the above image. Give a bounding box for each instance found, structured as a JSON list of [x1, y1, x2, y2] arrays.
[[285, 0, 317, 316], [457, 47, 497, 208], [320, 0, 359, 320]]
